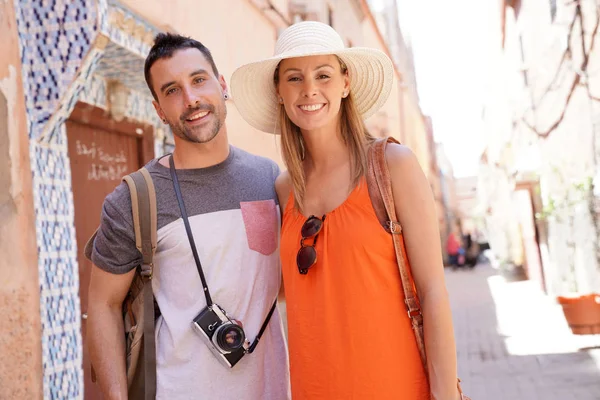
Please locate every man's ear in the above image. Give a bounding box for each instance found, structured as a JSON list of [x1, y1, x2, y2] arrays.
[[153, 101, 167, 123], [219, 75, 229, 98]]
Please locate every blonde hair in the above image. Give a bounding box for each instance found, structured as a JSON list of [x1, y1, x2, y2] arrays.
[[275, 57, 375, 209]]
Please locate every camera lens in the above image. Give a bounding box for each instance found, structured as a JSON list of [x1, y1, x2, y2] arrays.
[[214, 323, 245, 353]]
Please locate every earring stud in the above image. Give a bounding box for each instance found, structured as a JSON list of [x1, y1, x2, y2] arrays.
[[224, 93, 229, 100]]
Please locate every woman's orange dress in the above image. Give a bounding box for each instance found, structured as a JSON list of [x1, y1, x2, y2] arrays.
[[280, 179, 430, 399]]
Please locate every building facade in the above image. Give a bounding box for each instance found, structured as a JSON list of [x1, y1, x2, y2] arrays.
[[480, 0, 600, 295], [436, 142, 459, 262], [422, 116, 449, 260], [367, 0, 431, 173], [1, 0, 428, 397]]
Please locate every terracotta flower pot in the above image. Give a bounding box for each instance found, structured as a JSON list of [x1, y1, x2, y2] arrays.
[[556, 293, 600, 335]]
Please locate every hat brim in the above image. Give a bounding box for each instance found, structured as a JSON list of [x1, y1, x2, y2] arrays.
[[230, 47, 394, 134]]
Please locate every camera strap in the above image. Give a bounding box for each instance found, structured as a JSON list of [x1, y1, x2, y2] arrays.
[[169, 154, 276, 352], [170, 154, 213, 306]]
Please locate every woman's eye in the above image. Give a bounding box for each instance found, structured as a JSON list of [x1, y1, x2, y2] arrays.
[[318, 74, 330, 79], [287, 77, 301, 82]]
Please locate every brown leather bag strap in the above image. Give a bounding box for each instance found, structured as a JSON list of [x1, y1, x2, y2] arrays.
[[367, 138, 470, 399], [123, 167, 157, 400], [366, 137, 428, 372]]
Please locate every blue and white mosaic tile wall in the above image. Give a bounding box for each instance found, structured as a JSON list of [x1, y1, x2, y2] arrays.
[[14, 0, 161, 397], [16, 0, 99, 141], [15, 1, 99, 397], [79, 73, 108, 109]]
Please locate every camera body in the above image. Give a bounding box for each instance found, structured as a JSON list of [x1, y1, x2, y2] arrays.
[[192, 303, 248, 368]]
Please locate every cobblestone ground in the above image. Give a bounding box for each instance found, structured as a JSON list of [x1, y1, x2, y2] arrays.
[[447, 264, 600, 400]]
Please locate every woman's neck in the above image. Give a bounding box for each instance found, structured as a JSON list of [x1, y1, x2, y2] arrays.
[[301, 125, 350, 176]]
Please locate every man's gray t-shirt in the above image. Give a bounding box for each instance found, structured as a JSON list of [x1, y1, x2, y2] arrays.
[[92, 146, 290, 399]]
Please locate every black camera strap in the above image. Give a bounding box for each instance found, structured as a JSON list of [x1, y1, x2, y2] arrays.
[[169, 154, 276, 353], [170, 154, 213, 306], [246, 301, 277, 354]]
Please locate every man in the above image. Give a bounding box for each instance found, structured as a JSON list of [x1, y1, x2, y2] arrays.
[[87, 33, 289, 399]]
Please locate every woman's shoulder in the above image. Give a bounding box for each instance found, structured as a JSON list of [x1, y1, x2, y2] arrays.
[[383, 142, 417, 167], [373, 141, 422, 181]]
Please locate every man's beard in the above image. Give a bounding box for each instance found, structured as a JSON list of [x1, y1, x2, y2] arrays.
[[169, 102, 227, 144]]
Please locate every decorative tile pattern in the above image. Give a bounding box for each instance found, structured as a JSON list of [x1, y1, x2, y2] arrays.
[[125, 88, 160, 123], [79, 74, 107, 108], [15, 0, 162, 398], [95, 42, 150, 94], [38, 47, 105, 143], [104, 0, 155, 56], [29, 136, 82, 400], [15, 0, 98, 397], [16, 0, 98, 141]]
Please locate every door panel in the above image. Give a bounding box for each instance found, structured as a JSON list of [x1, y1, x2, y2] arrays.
[[67, 103, 153, 399], [514, 189, 545, 291]]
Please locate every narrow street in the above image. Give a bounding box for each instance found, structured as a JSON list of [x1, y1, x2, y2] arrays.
[[448, 264, 600, 399]]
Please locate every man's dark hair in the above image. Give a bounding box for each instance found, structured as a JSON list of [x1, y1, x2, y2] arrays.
[[144, 33, 220, 99]]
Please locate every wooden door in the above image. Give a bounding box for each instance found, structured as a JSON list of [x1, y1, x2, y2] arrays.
[[514, 187, 546, 292], [66, 103, 154, 399]]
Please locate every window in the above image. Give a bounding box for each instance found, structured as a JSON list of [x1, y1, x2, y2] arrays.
[[518, 35, 529, 87], [507, 0, 522, 20], [549, 0, 557, 21]]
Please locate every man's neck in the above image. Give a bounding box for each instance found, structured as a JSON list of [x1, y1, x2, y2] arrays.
[[164, 129, 230, 169]]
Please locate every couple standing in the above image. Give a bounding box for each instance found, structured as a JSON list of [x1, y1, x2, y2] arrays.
[[87, 21, 462, 400]]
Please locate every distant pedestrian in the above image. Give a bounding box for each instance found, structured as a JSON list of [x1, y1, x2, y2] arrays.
[[447, 228, 462, 269]]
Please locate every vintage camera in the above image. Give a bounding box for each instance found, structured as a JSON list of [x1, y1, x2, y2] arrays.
[[192, 303, 249, 368]]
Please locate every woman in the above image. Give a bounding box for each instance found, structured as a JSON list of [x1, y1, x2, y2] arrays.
[[232, 21, 461, 400]]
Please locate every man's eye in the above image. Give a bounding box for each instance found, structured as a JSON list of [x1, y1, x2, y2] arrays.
[[166, 87, 178, 95], [194, 77, 205, 84]]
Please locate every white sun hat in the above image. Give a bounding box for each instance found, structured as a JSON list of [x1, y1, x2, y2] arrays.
[[230, 21, 394, 134]]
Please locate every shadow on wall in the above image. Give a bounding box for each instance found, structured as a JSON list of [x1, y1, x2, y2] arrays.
[[0, 89, 9, 213], [0, 85, 42, 399]]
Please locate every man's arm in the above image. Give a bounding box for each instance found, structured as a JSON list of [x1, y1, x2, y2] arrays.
[[87, 265, 136, 400], [87, 182, 141, 400]]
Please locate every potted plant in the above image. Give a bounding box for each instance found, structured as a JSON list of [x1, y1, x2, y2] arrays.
[[554, 178, 600, 334], [538, 176, 600, 334], [556, 293, 600, 334]]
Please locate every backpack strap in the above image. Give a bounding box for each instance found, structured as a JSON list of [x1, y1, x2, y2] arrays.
[[122, 167, 157, 400], [123, 168, 158, 272], [366, 137, 427, 372]]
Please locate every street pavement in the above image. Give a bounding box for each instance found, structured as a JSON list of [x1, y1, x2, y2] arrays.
[[448, 264, 600, 400]]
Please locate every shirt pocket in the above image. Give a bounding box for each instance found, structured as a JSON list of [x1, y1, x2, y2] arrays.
[[240, 199, 278, 256]]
